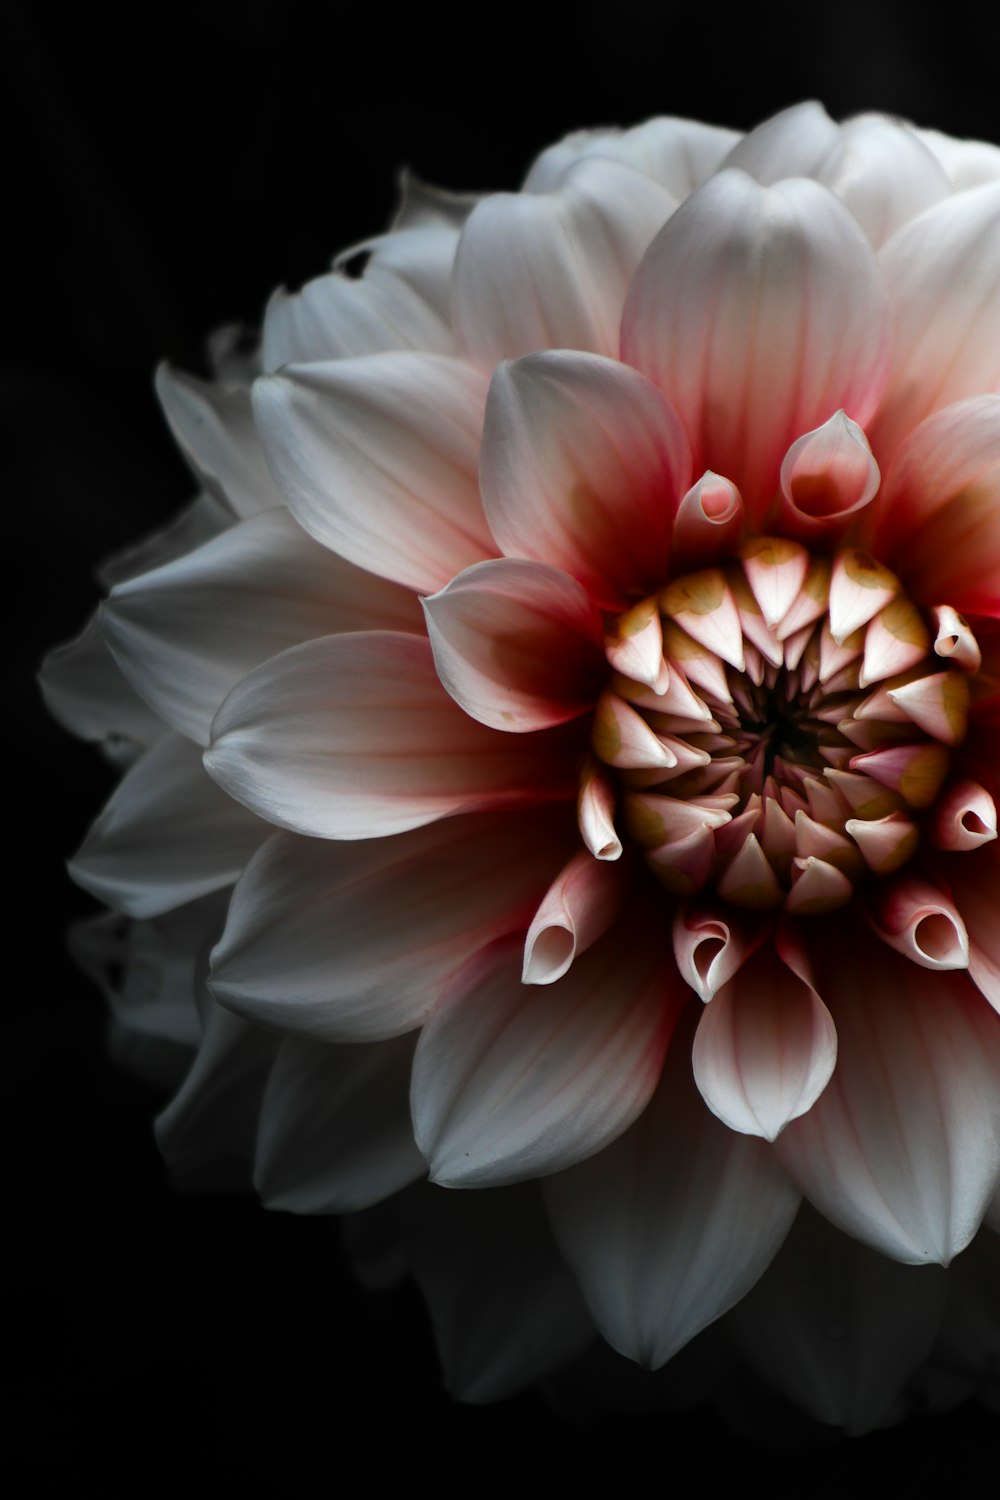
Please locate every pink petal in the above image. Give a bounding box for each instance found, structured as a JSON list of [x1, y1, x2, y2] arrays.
[[930, 779, 997, 852], [672, 899, 768, 1003], [873, 395, 1000, 618], [870, 184, 1000, 465], [480, 351, 691, 608], [870, 873, 970, 970], [776, 922, 1000, 1264], [253, 353, 494, 594], [101, 508, 421, 745], [670, 472, 744, 571], [522, 850, 625, 985], [720, 101, 841, 182], [69, 732, 263, 920], [453, 157, 674, 363], [543, 1006, 800, 1369], [691, 941, 838, 1140], [622, 171, 889, 522], [205, 632, 577, 839], [411, 925, 680, 1187], [254, 1033, 425, 1213], [778, 411, 881, 541], [423, 559, 604, 731], [209, 808, 575, 1041], [935, 846, 1000, 1013]]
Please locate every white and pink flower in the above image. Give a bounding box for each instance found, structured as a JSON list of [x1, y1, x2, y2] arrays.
[[43, 102, 1000, 1425]]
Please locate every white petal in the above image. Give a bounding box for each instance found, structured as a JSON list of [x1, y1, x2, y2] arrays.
[[210, 808, 575, 1041], [205, 632, 575, 839], [720, 101, 841, 183], [523, 116, 738, 196], [253, 353, 493, 593], [254, 1033, 425, 1213], [544, 1010, 800, 1369], [101, 508, 421, 745], [70, 732, 263, 919], [155, 363, 281, 518], [412, 927, 678, 1187], [39, 612, 163, 750], [816, 117, 951, 249]]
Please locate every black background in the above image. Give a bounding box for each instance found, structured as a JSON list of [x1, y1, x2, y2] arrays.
[[9, 0, 998, 1482]]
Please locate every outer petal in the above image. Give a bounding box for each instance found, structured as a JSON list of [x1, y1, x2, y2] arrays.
[[815, 116, 951, 249], [412, 925, 679, 1187], [691, 941, 838, 1140], [543, 1006, 800, 1369], [205, 632, 577, 839], [69, 732, 264, 919], [423, 558, 605, 730], [453, 157, 675, 363], [936, 845, 1000, 1012], [622, 170, 889, 521], [480, 352, 691, 607], [39, 612, 163, 752], [869, 184, 1000, 465], [254, 1033, 425, 1213], [101, 509, 421, 745], [873, 396, 1000, 618], [776, 921, 1000, 1265], [400, 1182, 594, 1403], [253, 353, 494, 593], [720, 100, 841, 183], [523, 116, 739, 196], [209, 808, 576, 1041], [154, 363, 281, 519]]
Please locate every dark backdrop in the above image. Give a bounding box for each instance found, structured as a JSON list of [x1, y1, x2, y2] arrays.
[[9, 0, 998, 1482]]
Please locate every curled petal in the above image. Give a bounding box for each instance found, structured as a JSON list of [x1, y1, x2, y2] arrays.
[[670, 472, 744, 571], [623, 170, 889, 520], [692, 943, 838, 1140], [778, 411, 880, 540], [870, 873, 970, 970], [930, 779, 998, 851], [932, 606, 982, 672], [543, 1006, 800, 1370], [205, 632, 576, 839], [776, 922, 1000, 1265], [480, 351, 691, 607], [938, 846, 1000, 1012], [411, 926, 680, 1188], [845, 811, 920, 874], [523, 850, 625, 985], [253, 353, 494, 594], [672, 900, 767, 1003], [423, 559, 604, 731], [577, 757, 622, 861]]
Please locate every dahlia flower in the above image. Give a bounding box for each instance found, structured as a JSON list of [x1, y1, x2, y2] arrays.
[[43, 102, 999, 1428]]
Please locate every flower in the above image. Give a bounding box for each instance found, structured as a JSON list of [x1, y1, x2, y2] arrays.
[[42, 102, 1000, 1429]]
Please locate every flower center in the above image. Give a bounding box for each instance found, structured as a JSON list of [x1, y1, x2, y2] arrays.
[[580, 539, 982, 914]]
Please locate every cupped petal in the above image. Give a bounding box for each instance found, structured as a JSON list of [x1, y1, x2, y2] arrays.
[[412, 924, 681, 1188], [930, 778, 997, 852], [523, 116, 739, 196], [815, 116, 951, 249], [622, 171, 889, 521], [672, 899, 768, 1003], [423, 558, 605, 731], [253, 353, 494, 594], [69, 732, 264, 919], [778, 411, 881, 541], [776, 921, 1000, 1265], [101, 508, 421, 745], [210, 807, 576, 1041], [873, 395, 1000, 618], [870, 183, 1000, 465], [254, 1033, 425, 1213], [400, 1182, 594, 1403], [543, 1005, 800, 1369], [454, 157, 675, 364], [870, 872, 970, 971], [154, 363, 281, 519], [39, 611, 163, 752], [720, 101, 841, 183], [480, 351, 691, 607], [522, 849, 625, 985], [691, 940, 838, 1140], [205, 632, 577, 839]]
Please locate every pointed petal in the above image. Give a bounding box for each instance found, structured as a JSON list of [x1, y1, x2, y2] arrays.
[[480, 351, 690, 607], [454, 157, 674, 363], [692, 942, 838, 1140], [778, 411, 880, 540], [776, 922, 1000, 1264], [523, 850, 624, 985], [254, 1033, 425, 1213], [210, 807, 575, 1042], [889, 672, 969, 745], [412, 926, 679, 1187], [670, 472, 744, 571], [205, 632, 576, 839], [69, 732, 263, 919], [544, 1007, 800, 1369], [850, 741, 949, 810], [672, 900, 767, 1003], [39, 611, 163, 750], [740, 537, 810, 632], [423, 558, 603, 731], [101, 508, 421, 745], [253, 353, 494, 594], [828, 549, 900, 643], [622, 171, 889, 520], [846, 810, 920, 874], [660, 569, 744, 668], [938, 846, 1000, 1012], [155, 363, 281, 518]]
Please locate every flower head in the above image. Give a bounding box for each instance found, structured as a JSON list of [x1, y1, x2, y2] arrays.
[[43, 102, 1000, 1427]]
